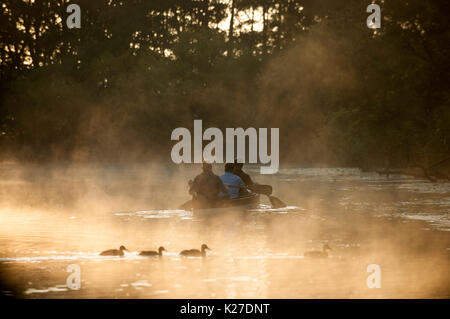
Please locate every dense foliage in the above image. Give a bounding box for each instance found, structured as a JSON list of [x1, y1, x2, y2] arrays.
[[1, 0, 449, 168]]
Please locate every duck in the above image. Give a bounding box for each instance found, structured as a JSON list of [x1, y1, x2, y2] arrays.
[[139, 246, 166, 257], [100, 245, 128, 256], [180, 244, 210, 257], [304, 244, 331, 258]]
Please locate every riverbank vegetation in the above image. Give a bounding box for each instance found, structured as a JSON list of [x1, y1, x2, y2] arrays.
[[1, 1, 449, 177]]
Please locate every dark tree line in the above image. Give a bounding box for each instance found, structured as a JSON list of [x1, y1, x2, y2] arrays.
[[0, 0, 449, 173]]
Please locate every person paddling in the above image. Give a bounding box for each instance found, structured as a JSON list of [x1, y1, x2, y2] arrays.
[[233, 160, 287, 208], [233, 160, 254, 187], [189, 162, 228, 207], [220, 163, 246, 198]]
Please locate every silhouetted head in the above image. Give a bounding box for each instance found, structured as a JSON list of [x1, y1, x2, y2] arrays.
[[119, 245, 128, 251], [202, 162, 212, 172], [224, 163, 234, 172], [323, 244, 331, 251], [201, 244, 210, 251], [234, 158, 244, 170], [158, 246, 166, 253]]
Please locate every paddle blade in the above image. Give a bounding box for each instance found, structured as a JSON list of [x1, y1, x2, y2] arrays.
[[178, 199, 193, 210], [268, 195, 286, 209], [249, 184, 272, 196]]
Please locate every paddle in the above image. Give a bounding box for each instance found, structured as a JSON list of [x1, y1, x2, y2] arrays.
[[266, 195, 286, 209], [250, 184, 286, 208], [248, 184, 272, 196], [226, 183, 287, 209], [178, 199, 193, 210]]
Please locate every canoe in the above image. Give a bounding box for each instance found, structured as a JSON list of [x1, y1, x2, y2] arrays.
[[192, 193, 260, 214]]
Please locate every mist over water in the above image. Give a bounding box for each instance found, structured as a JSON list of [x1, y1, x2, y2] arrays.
[[1, 0, 449, 303], [0, 163, 448, 298]]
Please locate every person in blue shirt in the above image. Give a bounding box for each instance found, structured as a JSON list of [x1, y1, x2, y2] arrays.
[[220, 163, 245, 199]]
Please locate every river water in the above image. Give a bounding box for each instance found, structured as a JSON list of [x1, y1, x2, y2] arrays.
[[0, 164, 449, 298]]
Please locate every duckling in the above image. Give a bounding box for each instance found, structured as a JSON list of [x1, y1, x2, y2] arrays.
[[304, 244, 331, 258], [100, 245, 128, 256], [180, 244, 210, 257], [139, 246, 166, 257]]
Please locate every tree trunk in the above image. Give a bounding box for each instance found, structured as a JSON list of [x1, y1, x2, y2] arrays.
[[229, 0, 235, 42], [203, 0, 209, 29], [262, 3, 267, 55]]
